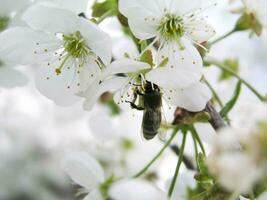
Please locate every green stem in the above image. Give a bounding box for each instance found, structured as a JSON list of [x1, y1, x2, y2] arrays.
[[228, 191, 240, 200], [205, 58, 266, 102], [190, 126, 206, 156], [209, 29, 236, 46], [250, 191, 255, 200], [133, 126, 179, 178], [97, 10, 113, 24], [168, 132, 187, 197], [204, 79, 224, 108], [192, 132, 199, 167], [204, 79, 231, 125]]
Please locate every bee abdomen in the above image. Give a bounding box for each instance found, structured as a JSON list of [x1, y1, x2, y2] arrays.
[[143, 127, 158, 140], [142, 110, 161, 140]]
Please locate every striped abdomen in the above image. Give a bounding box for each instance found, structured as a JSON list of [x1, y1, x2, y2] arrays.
[[142, 109, 162, 140]]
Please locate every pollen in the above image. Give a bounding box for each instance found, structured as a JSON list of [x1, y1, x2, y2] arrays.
[[55, 68, 61, 75]]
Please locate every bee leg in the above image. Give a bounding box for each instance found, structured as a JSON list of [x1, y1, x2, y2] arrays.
[[136, 90, 145, 96], [126, 101, 144, 111]]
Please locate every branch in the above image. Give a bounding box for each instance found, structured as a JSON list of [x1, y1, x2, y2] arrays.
[[170, 145, 195, 170], [205, 102, 227, 130]]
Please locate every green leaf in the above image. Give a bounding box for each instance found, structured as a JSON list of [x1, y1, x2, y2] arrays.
[[140, 50, 154, 67], [219, 59, 239, 81], [220, 81, 242, 118], [92, 0, 118, 18]]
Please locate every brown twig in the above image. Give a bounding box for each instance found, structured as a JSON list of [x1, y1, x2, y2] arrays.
[[205, 102, 227, 130]]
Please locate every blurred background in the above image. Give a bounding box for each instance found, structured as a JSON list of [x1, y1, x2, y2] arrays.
[[0, 0, 267, 199]]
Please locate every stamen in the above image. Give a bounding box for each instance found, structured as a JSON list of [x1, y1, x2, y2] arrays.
[[158, 14, 185, 41]]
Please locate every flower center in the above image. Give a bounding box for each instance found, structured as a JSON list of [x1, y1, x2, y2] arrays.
[[158, 14, 185, 41], [55, 31, 91, 75], [63, 31, 90, 59], [0, 16, 9, 32]]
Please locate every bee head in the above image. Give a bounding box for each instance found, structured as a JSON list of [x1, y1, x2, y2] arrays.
[[144, 82, 160, 93]]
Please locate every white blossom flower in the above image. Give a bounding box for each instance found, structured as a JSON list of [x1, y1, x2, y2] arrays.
[[0, 4, 111, 106], [119, 0, 216, 87], [83, 58, 211, 112], [109, 179, 167, 200], [62, 152, 105, 200]]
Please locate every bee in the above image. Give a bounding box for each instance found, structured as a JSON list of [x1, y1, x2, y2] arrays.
[[128, 81, 162, 140]]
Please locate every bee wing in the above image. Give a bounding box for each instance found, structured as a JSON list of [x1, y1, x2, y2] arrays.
[[158, 129, 167, 141], [158, 106, 167, 141]]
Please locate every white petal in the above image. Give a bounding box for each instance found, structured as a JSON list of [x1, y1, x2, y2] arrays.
[[23, 4, 79, 34], [109, 179, 167, 200], [103, 59, 150, 78], [146, 39, 203, 89], [185, 19, 216, 43], [76, 58, 102, 95], [119, 0, 165, 19], [258, 192, 267, 200], [35, 59, 81, 106], [119, 0, 164, 40], [169, 0, 201, 15], [164, 82, 212, 112], [78, 18, 112, 65], [83, 189, 103, 200], [0, 66, 28, 88], [62, 152, 105, 190], [46, 0, 89, 14], [0, 0, 29, 16], [0, 27, 60, 65], [127, 18, 159, 40], [83, 76, 129, 110]]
